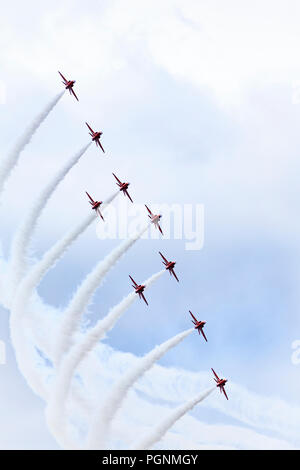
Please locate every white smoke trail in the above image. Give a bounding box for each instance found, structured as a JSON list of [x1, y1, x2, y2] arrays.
[[8, 141, 92, 416], [9, 305, 48, 399], [133, 387, 215, 450], [86, 328, 194, 449], [54, 221, 150, 365], [9, 142, 92, 293], [0, 91, 64, 197], [46, 269, 165, 448], [7, 191, 119, 400], [17, 189, 119, 316]]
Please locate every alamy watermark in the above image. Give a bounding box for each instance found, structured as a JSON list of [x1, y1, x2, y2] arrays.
[[95, 199, 204, 251]]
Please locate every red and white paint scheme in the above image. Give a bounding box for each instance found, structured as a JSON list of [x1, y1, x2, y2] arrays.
[[145, 205, 163, 235], [85, 122, 105, 153], [159, 252, 179, 282], [86, 192, 104, 221], [58, 71, 78, 101], [212, 368, 228, 400], [113, 173, 133, 202], [129, 275, 148, 305], [189, 311, 207, 342]]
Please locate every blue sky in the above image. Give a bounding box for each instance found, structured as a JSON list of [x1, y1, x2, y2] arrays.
[[0, 0, 300, 449]]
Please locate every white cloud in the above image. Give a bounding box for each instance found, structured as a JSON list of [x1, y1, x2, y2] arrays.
[[2, 0, 300, 105], [1, 0, 299, 450]]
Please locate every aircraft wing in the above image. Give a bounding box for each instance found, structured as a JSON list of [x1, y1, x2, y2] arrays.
[[211, 368, 220, 381], [145, 205, 152, 216], [125, 190, 133, 203], [71, 88, 79, 101], [141, 293, 148, 306], [112, 173, 122, 184], [86, 122, 94, 133], [97, 208, 104, 221], [58, 71, 67, 82], [99, 141, 105, 153], [222, 387, 229, 400], [159, 252, 168, 264], [86, 191, 94, 204], [201, 329, 208, 342], [189, 311, 198, 324], [129, 275, 138, 287], [171, 269, 179, 282], [158, 223, 163, 235]]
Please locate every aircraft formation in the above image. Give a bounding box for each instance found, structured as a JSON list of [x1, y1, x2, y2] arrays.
[[58, 71, 229, 400]]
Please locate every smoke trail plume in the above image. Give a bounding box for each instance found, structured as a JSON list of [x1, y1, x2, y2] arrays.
[[86, 328, 194, 449], [46, 270, 165, 447], [134, 387, 215, 450], [9, 142, 92, 293], [54, 221, 150, 365], [7, 190, 119, 397], [16, 189, 119, 313], [0, 91, 64, 197], [8, 142, 92, 411], [7, 308, 76, 451], [9, 304, 48, 400]]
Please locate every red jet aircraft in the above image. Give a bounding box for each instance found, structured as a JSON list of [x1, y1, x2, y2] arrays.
[[159, 252, 179, 282], [129, 275, 148, 305], [211, 368, 228, 400], [58, 71, 78, 101], [113, 173, 133, 202], [86, 192, 104, 221], [86, 122, 105, 153], [189, 311, 207, 341], [145, 205, 163, 234]]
